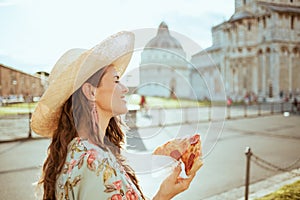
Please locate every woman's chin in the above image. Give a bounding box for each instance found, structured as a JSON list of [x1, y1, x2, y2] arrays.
[[122, 108, 129, 115], [113, 107, 128, 116]]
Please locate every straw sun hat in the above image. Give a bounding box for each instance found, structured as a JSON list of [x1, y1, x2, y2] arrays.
[[31, 31, 135, 137]]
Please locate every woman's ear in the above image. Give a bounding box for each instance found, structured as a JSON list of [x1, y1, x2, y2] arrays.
[[81, 83, 96, 101]]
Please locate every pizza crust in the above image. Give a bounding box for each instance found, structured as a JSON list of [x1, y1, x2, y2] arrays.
[[188, 158, 203, 175], [153, 134, 203, 176]]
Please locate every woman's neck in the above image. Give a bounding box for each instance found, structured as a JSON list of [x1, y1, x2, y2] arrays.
[[97, 110, 112, 143], [77, 109, 112, 144]]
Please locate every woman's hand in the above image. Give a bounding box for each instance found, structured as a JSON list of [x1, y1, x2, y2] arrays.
[[153, 163, 197, 200]]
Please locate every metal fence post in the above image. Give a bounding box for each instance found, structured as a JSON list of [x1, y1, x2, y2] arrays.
[[244, 104, 247, 118], [258, 103, 261, 116], [245, 147, 252, 200], [208, 103, 211, 121], [227, 105, 231, 119], [27, 101, 32, 138], [185, 107, 189, 124], [28, 112, 32, 138], [271, 102, 274, 114], [158, 107, 162, 127], [281, 102, 284, 113]]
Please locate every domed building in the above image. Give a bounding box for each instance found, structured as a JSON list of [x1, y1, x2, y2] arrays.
[[138, 22, 193, 99], [142, 21, 186, 66]]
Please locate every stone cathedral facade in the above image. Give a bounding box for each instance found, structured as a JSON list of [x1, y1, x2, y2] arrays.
[[139, 0, 300, 101], [192, 0, 300, 101]]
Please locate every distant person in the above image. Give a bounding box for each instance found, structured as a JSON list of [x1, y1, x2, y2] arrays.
[[227, 97, 232, 106], [139, 95, 146, 109], [139, 95, 150, 117], [31, 32, 199, 199], [244, 93, 250, 105], [279, 90, 283, 99], [289, 92, 293, 100], [285, 94, 289, 102], [293, 97, 298, 113]]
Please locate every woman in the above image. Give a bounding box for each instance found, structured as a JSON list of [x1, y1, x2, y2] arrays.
[[31, 31, 198, 200]]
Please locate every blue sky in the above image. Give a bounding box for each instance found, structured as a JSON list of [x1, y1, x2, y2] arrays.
[[0, 0, 234, 74]]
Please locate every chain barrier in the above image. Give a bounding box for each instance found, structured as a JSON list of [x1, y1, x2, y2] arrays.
[[251, 153, 300, 177], [244, 147, 300, 200]]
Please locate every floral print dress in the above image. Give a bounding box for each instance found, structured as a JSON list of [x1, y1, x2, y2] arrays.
[[56, 137, 142, 200]]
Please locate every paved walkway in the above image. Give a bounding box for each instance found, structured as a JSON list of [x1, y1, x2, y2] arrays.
[[125, 114, 300, 199], [0, 112, 299, 199], [205, 167, 300, 200]]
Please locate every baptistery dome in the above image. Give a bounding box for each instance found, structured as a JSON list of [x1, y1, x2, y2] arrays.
[[145, 22, 184, 51], [141, 22, 186, 66]]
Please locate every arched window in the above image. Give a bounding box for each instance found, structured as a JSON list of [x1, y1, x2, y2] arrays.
[[281, 46, 289, 55], [248, 22, 252, 31], [262, 16, 266, 28], [293, 47, 299, 55], [257, 49, 263, 55]]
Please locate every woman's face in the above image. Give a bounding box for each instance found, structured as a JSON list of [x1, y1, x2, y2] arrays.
[[95, 65, 129, 116]]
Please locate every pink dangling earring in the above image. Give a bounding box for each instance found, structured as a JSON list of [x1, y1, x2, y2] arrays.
[[91, 102, 99, 134]]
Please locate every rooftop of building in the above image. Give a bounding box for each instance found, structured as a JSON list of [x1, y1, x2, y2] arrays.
[[145, 22, 184, 51]]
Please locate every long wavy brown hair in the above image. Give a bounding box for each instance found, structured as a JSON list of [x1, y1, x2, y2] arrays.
[[39, 66, 145, 199]]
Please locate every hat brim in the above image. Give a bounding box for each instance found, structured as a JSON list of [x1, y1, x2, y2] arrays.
[[31, 31, 135, 137]]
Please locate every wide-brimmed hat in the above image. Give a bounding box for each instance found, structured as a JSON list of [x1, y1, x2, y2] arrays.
[[31, 31, 135, 137]]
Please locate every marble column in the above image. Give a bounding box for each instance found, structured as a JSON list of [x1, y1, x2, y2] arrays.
[[289, 54, 293, 92], [224, 56, 229, 93], [262, 53, 266, 96], [239, 64, 244, 96], [253, 63, 258, 94], [271, 50, 280, 98], [234, 66, 238, 95]]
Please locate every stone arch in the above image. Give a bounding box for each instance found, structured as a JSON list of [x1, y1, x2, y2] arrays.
[[257, 49, 263, 55], [292, 46, 300, 56], [280, 46, 289, 54], [266, 47, 271, 53]]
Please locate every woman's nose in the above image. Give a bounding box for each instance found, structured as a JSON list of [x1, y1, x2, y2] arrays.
[[121, 83, 129, 94]]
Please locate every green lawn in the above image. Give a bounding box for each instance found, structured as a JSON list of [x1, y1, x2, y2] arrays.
[[0, 96, 215, 116], [0, 102, 37, 116], [126, 95, 212, 108], [255, 180, 300, 200]]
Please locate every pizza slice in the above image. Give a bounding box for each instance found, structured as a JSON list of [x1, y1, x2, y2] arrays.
[[153, 134, 203, 176]]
